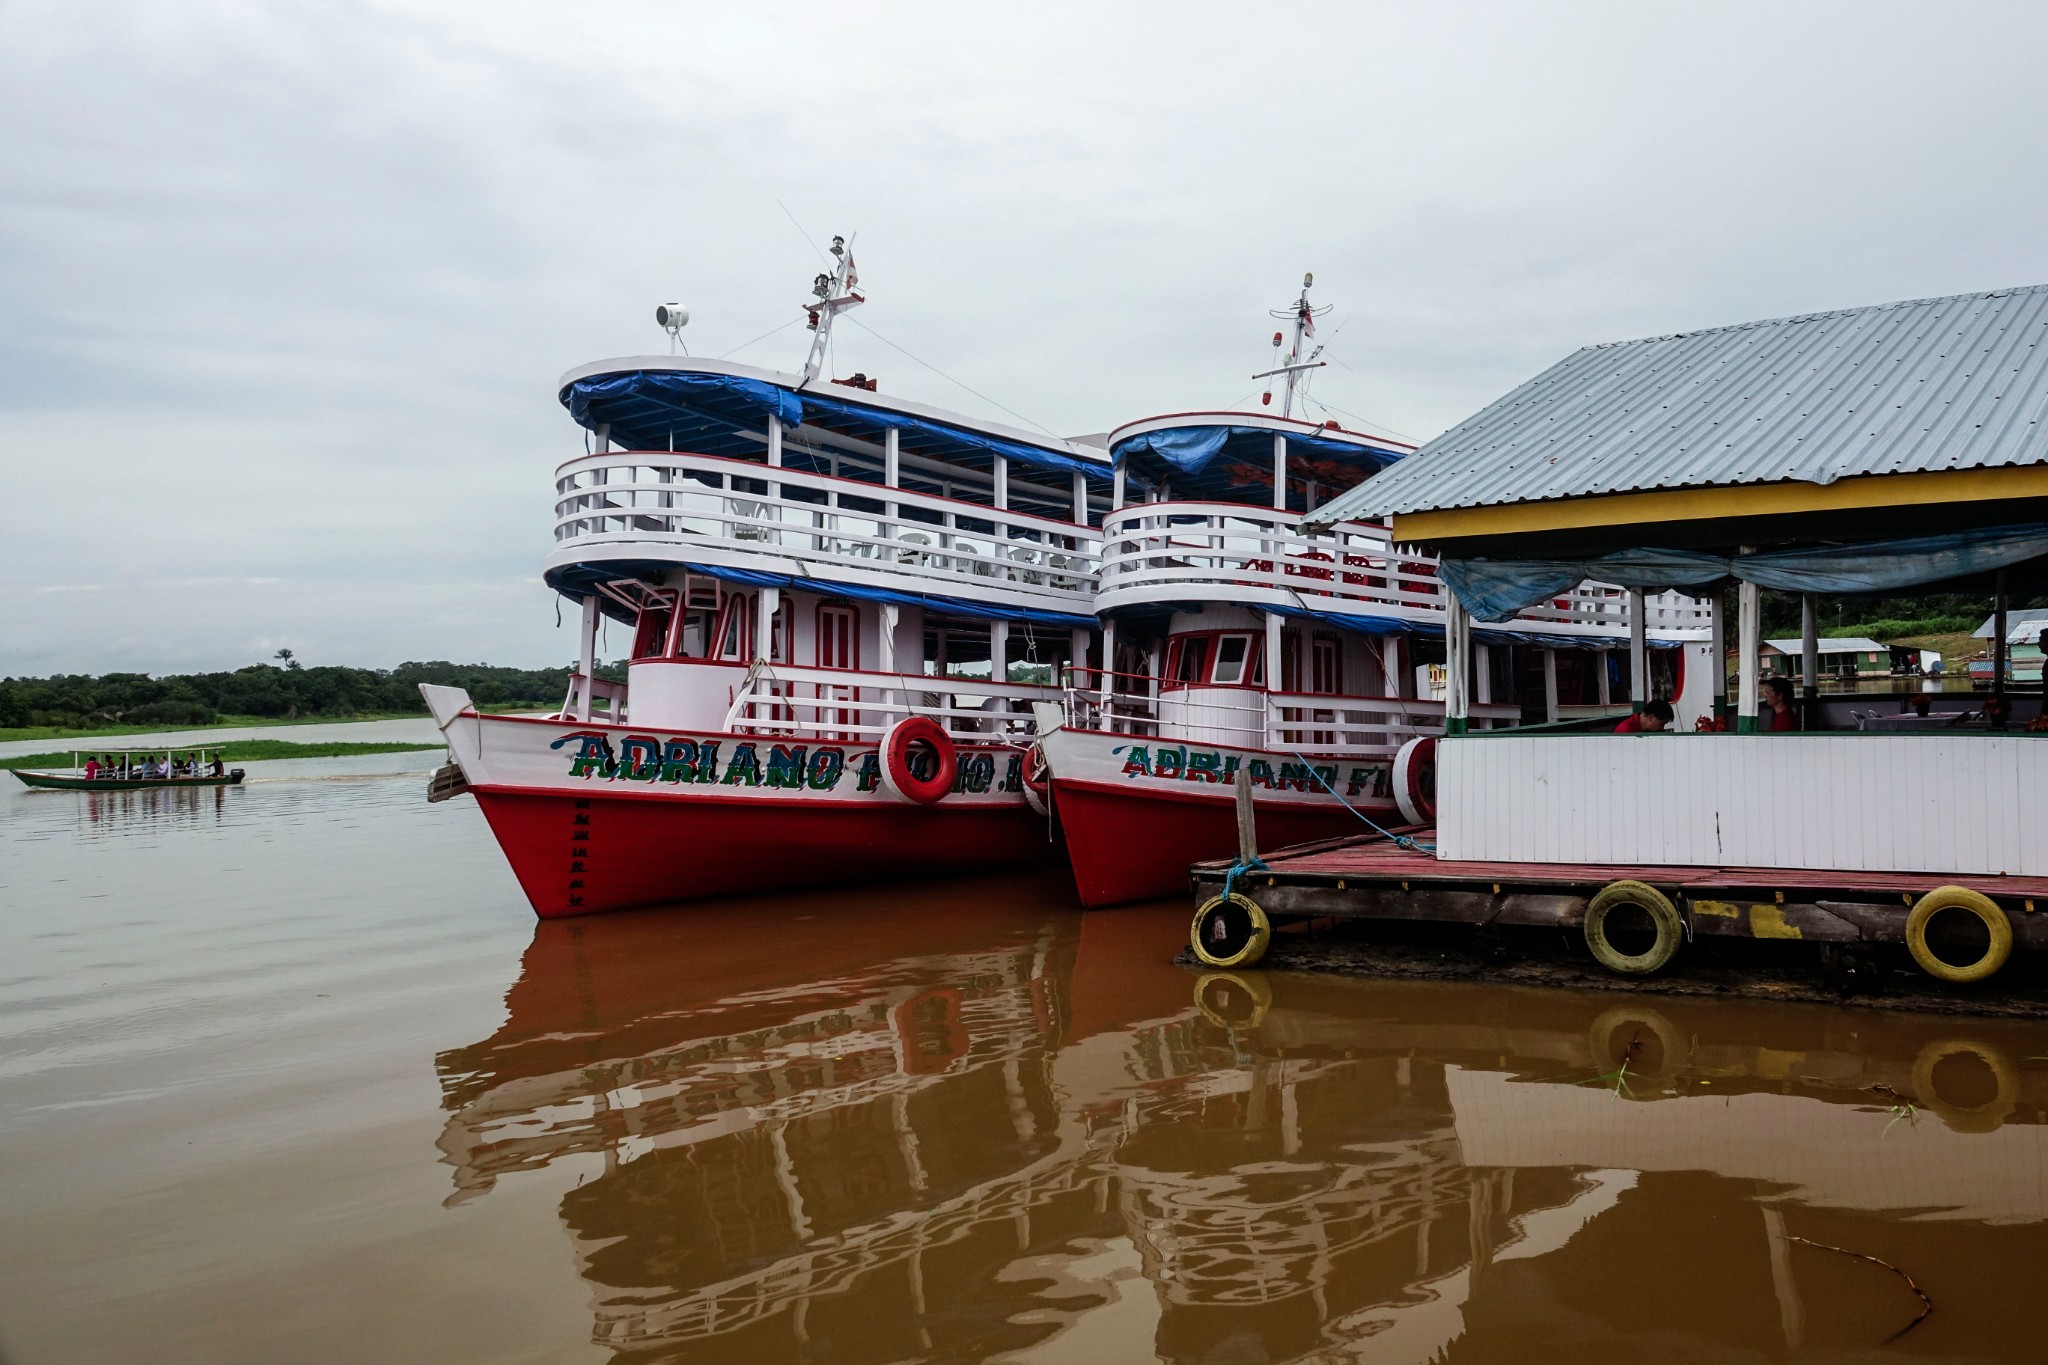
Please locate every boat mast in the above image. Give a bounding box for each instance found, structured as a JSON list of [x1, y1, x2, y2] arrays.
[[800, 235, 864, 385], [1255, 273, 1329, 418]]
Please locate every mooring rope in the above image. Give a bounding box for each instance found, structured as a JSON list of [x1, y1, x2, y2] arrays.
[[1289, 749, 1436, 853]]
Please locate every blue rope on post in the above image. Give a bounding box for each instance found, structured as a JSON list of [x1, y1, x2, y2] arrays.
[[1221, 855, 1268, 906], [1290, 749, 1436, 853]]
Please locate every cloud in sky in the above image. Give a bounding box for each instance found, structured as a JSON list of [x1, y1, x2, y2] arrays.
[[5, 0, 2048, 674]]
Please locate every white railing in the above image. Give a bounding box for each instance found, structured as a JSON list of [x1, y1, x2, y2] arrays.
[[553, 451, 1100, 609], [1061, 667, 1520, 756], [1098, 503, 1709, 634], [720, 663, 1066, 742], [560, 673, 628, 723]]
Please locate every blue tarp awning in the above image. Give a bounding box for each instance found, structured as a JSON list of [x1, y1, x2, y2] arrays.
[[1110, 422, 1406, 513], [562, 369, 1111, 485], [1440, 523, 2048, 622]]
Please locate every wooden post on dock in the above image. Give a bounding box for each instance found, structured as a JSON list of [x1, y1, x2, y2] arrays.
[[1235, 766, 1258, 866]]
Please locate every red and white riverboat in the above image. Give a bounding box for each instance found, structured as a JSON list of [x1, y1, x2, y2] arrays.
[[424, 240, 1113, 917], [1035, 278, 1717, 906]]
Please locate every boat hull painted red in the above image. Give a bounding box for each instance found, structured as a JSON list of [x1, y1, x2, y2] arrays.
[[1053, 779, 1366, 909], [474, 786, 1061, 918]]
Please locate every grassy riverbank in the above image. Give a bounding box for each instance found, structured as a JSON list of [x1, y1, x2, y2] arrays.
[[2, 740, 445, 770]]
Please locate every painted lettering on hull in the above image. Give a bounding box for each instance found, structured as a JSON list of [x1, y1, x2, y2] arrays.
[[544, 730, 1016, 801]]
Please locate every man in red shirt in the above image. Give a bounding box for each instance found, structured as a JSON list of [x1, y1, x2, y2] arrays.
[[1614, 700, 1675, 733]]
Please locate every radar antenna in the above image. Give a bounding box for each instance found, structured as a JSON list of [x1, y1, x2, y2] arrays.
[[1251, 272, 1331, 419], [800, 234, 864, 385]]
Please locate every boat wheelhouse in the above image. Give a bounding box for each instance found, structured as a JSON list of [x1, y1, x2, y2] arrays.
[[1036, 280, 1715, 907], [423, 243, 1114, 917]]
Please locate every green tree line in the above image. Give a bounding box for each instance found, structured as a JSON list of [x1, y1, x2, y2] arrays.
[[0, 659, 624, 730]]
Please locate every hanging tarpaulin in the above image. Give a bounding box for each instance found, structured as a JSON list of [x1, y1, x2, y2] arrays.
[[1439, 523, 2048, 622]]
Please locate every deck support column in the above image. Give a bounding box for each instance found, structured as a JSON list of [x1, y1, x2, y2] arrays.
[[1995, 569, 2010, 703], [1627, 588, 1648, 710], [1800, 594, 1819, 719], [1710, 590, 1727, 717], [993, 454, 1008, 510], [1071, 471, 1088, 527], [1475, 642, 1493, 707], [1272, 434, 1288, 511], [990, 619, 1010, 689], [755, 588, 779, 665], [1595, 648, 1611, 706], [1111, 465, 1125, 512], [1071, 627, 1092, 692], [1444, 595, 1470, 735], [1096, 618, 1116, 727], [577, 595, 600, 722], [1737, 568, 1762, 732], [1541, 648, 1559, 723], [1263, 612, 1285, 745]]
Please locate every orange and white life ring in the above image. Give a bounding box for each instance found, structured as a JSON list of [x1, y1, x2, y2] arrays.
[[879, 716, 957, 805], [1021, 743, 1052, 816], [1392, 735, 1437, 825]]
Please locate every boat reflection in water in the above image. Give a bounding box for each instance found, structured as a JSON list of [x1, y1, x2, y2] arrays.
[[436, 878, 2048, 1363]]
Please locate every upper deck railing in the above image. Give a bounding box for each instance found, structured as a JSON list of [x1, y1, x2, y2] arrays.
[[1099, 502, 1710, 636], [551, 451, 1102, 613]]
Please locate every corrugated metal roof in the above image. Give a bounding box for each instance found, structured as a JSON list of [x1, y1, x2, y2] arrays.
[[1762, 637, 1887, 654], [1320, 283, 2048, 522]]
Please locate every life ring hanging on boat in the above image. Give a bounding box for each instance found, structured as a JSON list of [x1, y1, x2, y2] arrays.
[[1392, 736, 1438, 825], [878, 716, 958, 805], [1021, 743, 1052, 817]]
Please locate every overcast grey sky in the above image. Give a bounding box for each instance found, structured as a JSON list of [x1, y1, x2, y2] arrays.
[[6, 1, 2048, 675]]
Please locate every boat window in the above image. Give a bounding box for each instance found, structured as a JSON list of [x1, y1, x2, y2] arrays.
[[714, 594, 753, 662], [1172, 636, 1210, 684], [817, 604, 857, 670], [1212, 635, 1252, 685], [673, 610, 714, 659], [632, 601, 675, 660]]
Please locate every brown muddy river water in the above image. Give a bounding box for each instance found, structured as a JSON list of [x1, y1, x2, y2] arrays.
[[5, 757, 2048, 1363]]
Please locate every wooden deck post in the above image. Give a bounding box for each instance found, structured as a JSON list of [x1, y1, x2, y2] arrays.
[[1710, 590, 1727, 717], [1445, 595, 1470, 735], [1235, 765, 1258, 866], [1541, 648, 1559, 723]]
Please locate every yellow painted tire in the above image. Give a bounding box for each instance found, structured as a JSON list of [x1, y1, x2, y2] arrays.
[[1906, 886, 2012, 983], [1912, 1038, 2020, 1133], [1583, 880, 1683, 976], [1194, 971, 1273, 1030], [1191, 893, 1271, 969]]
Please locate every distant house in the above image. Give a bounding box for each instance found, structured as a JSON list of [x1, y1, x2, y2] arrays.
[[1760, 637, 1891, 679], [1968, 610, 2048, 687]]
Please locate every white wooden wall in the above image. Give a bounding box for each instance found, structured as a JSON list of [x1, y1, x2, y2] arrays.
[[1438, 735, 2048, 876]]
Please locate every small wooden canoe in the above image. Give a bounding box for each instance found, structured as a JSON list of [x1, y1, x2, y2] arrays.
[[11, 769, 245, 791]]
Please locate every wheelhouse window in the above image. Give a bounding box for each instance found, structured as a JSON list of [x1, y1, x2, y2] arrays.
[[630, 595, 676, 661], [1211, 634, 1252, 685]]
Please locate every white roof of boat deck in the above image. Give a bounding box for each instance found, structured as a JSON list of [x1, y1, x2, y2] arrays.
[[1318, 284, 2048, 521]]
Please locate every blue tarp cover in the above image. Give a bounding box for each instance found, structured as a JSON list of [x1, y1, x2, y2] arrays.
[[562, 369, 1110, 482], [547, 559, 1096, 631], [1111, 423, 1405, 509], [1441, 524, 2048, 622]]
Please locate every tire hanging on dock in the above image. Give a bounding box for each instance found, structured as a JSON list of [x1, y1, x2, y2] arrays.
[[1904, 885, 2012, 983], [1392, 736, 1437, 825], [1582, 880, 1683, 976], [1190, 893, 1271, 969], [877, 716, 958, 805]]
